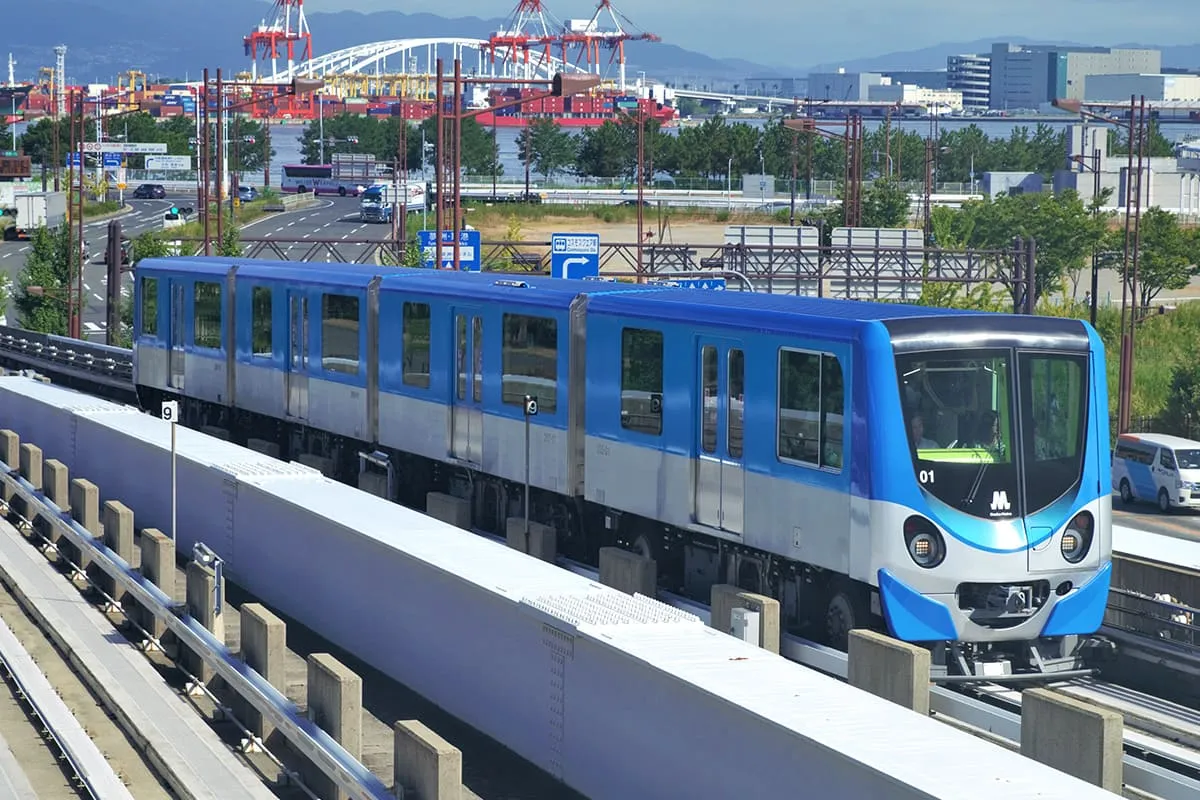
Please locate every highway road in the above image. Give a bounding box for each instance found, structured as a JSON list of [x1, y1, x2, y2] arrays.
[[0, 193, 399, 340]]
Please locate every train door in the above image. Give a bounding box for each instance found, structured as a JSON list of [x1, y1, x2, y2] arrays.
[[451, 309, 484, 465], [168, 280, 185, 390], [286, 293, 309, 420], [694, 340, 745, 535]]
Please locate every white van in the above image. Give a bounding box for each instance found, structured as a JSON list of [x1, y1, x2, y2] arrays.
[[1112, 433, 1200, 512]]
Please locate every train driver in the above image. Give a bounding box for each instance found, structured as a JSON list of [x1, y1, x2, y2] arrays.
[[910, 413, 939, 451]]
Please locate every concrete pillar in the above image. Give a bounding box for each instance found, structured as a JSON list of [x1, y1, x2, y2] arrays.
[[239, 603, 286, 744], [0, 429, 18, 504], [306, 653, 362, 800], [357, 471, 388, 499], [297, 453, 335, 478], [40, 459, 69, 547], [598, 547, 657, 596], [709, 584, 781, 654], [426, 492, 470, 529], [68, 477, 100, 573], [185, 560, 225, 685], [138, 528, 175, 642], [1020, 689, 1123, 792], [394, 720, 462, 800], [505, 517, 556, 562], [847, 630, 930, 715], [101, 501, 134, 606], [247, 438, 281, 459], [14, 441, 40, 521]]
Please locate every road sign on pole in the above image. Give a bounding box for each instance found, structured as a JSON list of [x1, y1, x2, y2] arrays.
[[550, 233, 601, 279], [418, 229, 482, 271], [83, 141, 168, 154]]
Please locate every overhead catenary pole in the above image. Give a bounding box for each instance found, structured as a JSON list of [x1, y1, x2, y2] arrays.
[[453, 57, 463, 271], [75, 92, 85, 340], [1117, 94, 1136, 435], [216, 68, 225, 250], [202, 68, 211, 256], [434, 58, 444, 270]]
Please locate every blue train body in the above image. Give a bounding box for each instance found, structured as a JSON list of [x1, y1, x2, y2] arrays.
[[131, 257, 1113, 673]]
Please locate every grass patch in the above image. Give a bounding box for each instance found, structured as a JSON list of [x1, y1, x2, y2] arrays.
[[461, 200, 782, 235], [82, 199, 122, 218]]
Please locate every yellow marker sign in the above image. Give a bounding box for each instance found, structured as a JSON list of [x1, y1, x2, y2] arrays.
[[117, 182, 127, 190]]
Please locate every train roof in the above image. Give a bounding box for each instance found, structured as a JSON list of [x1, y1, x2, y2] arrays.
[[376, 270, 658, 309]]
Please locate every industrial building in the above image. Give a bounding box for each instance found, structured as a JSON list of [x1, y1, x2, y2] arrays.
[[989, 43, 1160, 110], [869, 83, 963, 112], [1085, 73, 1200, 103], [947, 54, 991, 111], [1053, 124, 1200, 215], [806, 69, 885, 102], [881, 70, 949, 90]]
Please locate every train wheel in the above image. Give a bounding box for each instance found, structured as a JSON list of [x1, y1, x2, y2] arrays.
[[825, 582, 868, 651]]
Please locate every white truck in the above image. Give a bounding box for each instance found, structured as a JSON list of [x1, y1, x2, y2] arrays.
[[1, 191, 68, 241], [359, 182, 427, 224]]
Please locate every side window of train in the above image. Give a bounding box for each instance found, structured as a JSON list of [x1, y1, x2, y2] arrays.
[[402, 301, 431, 389], [251, 287, 272, 358], [193, 281, 222, 350], [777, 348, 844, 472], [620, 328, 663, 436], [139, 277, 158, 338], [502, 313, 558, 413], [321, 293, 360, 375]]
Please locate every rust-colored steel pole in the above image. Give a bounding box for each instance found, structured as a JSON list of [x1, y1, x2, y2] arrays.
[[202, 68, 211, 255], [453, 58, 463, 271], [75, 93, 85, 339], [1117, 94, 1136, 434], [216, 68, 224, 250], [435, 58, 444, 270]]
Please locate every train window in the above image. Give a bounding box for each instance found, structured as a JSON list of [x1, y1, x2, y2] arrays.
[[777, 349, 843, 471], [139, 277, 158, 337], [193, 281, 222, 349], [402, 302, 431, 388], [1020, 352, 1088, 513], [251, 287, 272, 357], [728, 349, 745, 459], [620, 328, 663, 436], [502, 313, 557, 413], [701, 346, 717, 454], [321, 293, 360, 374]]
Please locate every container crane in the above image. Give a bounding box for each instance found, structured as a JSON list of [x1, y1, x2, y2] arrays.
[[562, 0, 661, 92]]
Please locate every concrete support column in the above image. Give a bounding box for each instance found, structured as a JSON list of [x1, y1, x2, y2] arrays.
[[101, 501, 135, 607], [847, 630, 931, 714], [505, 517, 556, 562], [138, 528, 175, 643], [394, 720, 462, 800], [426, 492, 470, 529], [40, 458, 69, 547], [239, 603, 286, 745], [68, 477, 100, 573], [1020, 689, 1123, 792], [15, 442, 42, 522], [0, 429, 19, 504], [598, 547, 657, 596], [305, 653, 363, 800], [184, 560, 225, 686], [709, 584, 781, 654]]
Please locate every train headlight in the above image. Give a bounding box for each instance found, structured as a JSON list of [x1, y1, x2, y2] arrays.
[[903, 515, 945, 569], [1060, 511, 1094, 564]]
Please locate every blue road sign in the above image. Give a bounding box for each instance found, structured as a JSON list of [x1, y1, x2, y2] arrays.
[[550, 232, 600, 279], [102, 153, 123, 168], [672, 278, 727, 290], [65, 153, 81, 167], [418, 229, 482, 271]]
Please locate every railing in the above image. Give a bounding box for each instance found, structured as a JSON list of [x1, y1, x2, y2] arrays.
[[1106, 587, 1200, 649], [0, 326, 133, 383], [0, 463, 395, 800]]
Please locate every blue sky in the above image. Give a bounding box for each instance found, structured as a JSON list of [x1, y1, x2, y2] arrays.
[[316, 1, 1195, 65]]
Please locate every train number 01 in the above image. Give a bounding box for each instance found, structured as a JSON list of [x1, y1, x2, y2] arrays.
[[919, 469, 935, 485]]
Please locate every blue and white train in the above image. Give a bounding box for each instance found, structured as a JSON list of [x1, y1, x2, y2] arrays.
[[131, 257, 1114, 675]]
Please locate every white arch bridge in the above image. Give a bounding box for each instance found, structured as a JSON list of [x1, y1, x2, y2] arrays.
[[264, 37, 603, 94]]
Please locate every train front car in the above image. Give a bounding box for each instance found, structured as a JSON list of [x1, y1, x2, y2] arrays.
[[869, 314, 1112, 676]]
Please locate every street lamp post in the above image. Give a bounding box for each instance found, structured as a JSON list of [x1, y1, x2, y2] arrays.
[[1053, 95, 1148, 434], [433, 59, 602, 270]]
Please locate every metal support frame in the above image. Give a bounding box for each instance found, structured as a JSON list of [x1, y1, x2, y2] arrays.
[[0, 464, 395, 800]]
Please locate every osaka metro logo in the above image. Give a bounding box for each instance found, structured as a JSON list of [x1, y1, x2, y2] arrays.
[[990, 490, 1011, 514]]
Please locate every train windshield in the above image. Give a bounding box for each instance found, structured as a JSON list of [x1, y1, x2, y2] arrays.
[[896, 350, 1089, 518]]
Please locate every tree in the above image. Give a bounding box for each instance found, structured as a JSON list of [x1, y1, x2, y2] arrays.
[[575, 120, 631, 179], [1109, 207, 1200, 307], [18, 113, 96, 167], [217, 225, 242, 257], [15, 225, 78, 335], [514, 118, 578, 183], [1162, 361, 1200, 437], [0, 117, 9, 150], [860, 178, 911, 228], [227, 117, 274, 174]]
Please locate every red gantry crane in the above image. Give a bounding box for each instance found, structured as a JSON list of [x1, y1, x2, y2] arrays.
[[486, 1, 563, 79], [561, 0, 661, 92], [244, 0, 314, 81]]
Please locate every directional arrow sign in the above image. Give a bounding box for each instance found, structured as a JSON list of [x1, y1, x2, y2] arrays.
[[550, 232, 600, 279]]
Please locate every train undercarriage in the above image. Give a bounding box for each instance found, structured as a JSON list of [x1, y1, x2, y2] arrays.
[[140, 385, 1111, 680]]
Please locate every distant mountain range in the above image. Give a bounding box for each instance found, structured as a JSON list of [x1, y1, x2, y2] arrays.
[[0, 0, 780, 84], [3, 4, 1199, 87]]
